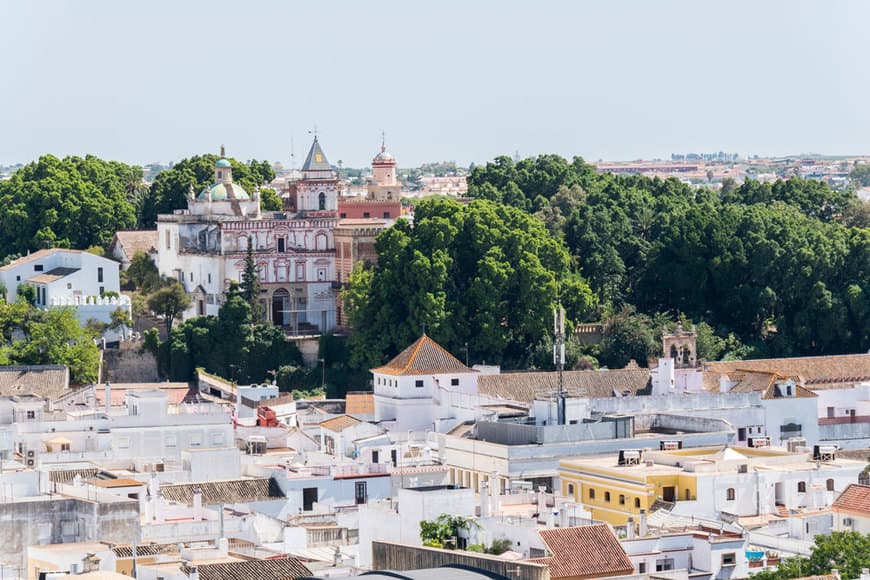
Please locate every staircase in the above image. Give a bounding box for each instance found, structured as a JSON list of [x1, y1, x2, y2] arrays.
[[775, 504, 790, 518]]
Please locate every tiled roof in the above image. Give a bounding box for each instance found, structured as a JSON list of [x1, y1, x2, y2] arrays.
[[372, 334, 475, 376], [111, 230, 158, 260], [832, 483, 870, 516], [725, 371, 817, 399], [704, 353, 870, 391], [320, 414, 362, 433], [160, 478, 285, 505], [112, 543, 178, 558], [96, 383, 194, 407], [478, 368, 650, 403], [182, 558, 311, 580], [345, 392, 374, 415], [28, 266, 79, 284], [0, 249, 83, 271], [48, 467, 99, 484], [301, 138, 331, 172], [89, 478, 144, 488], [0, 365, 70, 397], [531, 524, 634, 579]]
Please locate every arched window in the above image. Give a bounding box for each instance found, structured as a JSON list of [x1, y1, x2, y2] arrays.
[[604, 491, 611, 503], [797, 481, 806, 493], [634, 498, 641, 508], [826, 479, 835, 491], [670, 345, 678, 360], [567, 483, 575, 496], [589, 488, 595, 500], [318, 192, 326, 210], [726, 488, 736, 501], [619, 494, 626, 505]]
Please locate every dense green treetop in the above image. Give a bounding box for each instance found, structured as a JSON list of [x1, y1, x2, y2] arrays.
[[0, 154, 140, 260], [345, 197, 596, 370], [467, 154, 869, 359]]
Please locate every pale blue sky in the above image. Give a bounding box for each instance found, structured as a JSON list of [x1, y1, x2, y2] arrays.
[[1, 1, 868, 167]]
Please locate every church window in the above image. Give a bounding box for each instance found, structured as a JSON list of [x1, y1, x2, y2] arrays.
[[318, 192, 326, 210]]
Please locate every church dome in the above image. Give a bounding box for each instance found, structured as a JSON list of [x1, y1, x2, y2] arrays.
[[215, 158, 232, 168], [198, 182, 250, 201], [373, 149, 395, 163]]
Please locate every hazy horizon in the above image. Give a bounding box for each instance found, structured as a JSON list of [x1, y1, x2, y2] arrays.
[[2, 1, 869, 168]]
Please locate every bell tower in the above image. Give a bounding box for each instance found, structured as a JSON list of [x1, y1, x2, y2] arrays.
[[662, 322, 697, 368]]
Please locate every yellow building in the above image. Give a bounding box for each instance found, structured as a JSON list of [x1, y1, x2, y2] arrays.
[[559, 445, 851, 527]]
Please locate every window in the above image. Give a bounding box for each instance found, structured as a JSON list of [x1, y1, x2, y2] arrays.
[[656, 559, 674, 572], [207, 273, 211, 284], [99, 286, 105, 296], [340, 212, 347, 218], [26, 410, 35, 420], [278, 238, 286, 253], [827, 478, 835, 491], [567, 483, 575, 495], [217, 170, 222, 179], [721, 553, 736, 566], [638, 563, 646, 574], [415, 380, 424, 388], [619, 494, 626, 505], [383, 212, 391, 219], [798, 481, 806, 493], [589, 488, 595, 499], [451, 378, 459, 386], [738, 427, 746, 441], [727, 488, 736, 500], [67, 283, 72, 289], [34, 264, 43, 272], [318, 192, 326, 210], [165, 230, 171, 249], [604, 491, 611, 503], [97, 267, 103, 283], [61, 443, 70, 452], [634, 498, 641, 508], [363, 212, 371, 218]]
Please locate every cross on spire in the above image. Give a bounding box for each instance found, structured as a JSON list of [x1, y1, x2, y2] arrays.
[[309, 125, 319, 140]]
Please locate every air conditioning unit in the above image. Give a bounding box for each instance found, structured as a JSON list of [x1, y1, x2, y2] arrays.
[[748, 436, 770, 448], [787, 437, 807, 453], [619, 449, 642, 466], [813, 445, 837, 461]]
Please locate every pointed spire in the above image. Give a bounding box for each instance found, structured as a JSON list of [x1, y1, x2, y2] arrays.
[[220, 144, 225, 157], [381, 131, 386, 153], [301, 137, 331, 171]]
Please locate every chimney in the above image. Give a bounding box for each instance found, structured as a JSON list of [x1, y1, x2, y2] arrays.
[[104, 382, 111, 415], [193, 487, 203, 521], [638, 509, 648, 537], [626, 517, 635, 540]]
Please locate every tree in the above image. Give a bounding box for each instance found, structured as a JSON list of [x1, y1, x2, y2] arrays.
[[597, 307, 661, 368], [750, 531, 870, 580], [240, 237, 263, 320], [419, 514, 477, 549], [260, 187, 283, 211], [0, 155, 139, 259], [147, 283, 191, 336], [125, 251, 161, 294], [850, 163, 870, 187]]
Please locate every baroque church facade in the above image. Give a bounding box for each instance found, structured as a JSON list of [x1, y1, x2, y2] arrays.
[[156, 139, 342, 335]]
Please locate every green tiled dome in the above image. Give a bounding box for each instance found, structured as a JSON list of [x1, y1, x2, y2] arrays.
[[199, 182, 250, 201], [215, 158, 232, 168]]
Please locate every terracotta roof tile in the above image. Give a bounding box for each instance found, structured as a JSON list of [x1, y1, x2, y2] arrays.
[[160, 478, 284, 505], [48, 467, 99, 484], [532, 524, 634, 579], [832, 483, 870, 516], [112, 543, 178, 558], [182, 558, 311, 580], [704, 354, 870, 391], [478, 368, 650, 403], [0, 249, 83, 271], [345, 392, 374, 415], [372, 335, 474, 376], [0, 365, 70, 398], [110, 230, 158, 260], [319, 414, 362, 432]]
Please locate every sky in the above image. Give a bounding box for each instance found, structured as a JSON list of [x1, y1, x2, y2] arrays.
[[2, 0, 869, 168]]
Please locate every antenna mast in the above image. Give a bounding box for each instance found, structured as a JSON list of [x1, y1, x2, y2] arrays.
[[554, 303, 566, 425]]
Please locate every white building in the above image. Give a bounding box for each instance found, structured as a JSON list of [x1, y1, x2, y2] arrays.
[[156, 141, 338, 334], [0, 249, 130, 340], [833, 483, 870, 534], [372, 334, 480, 433]]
